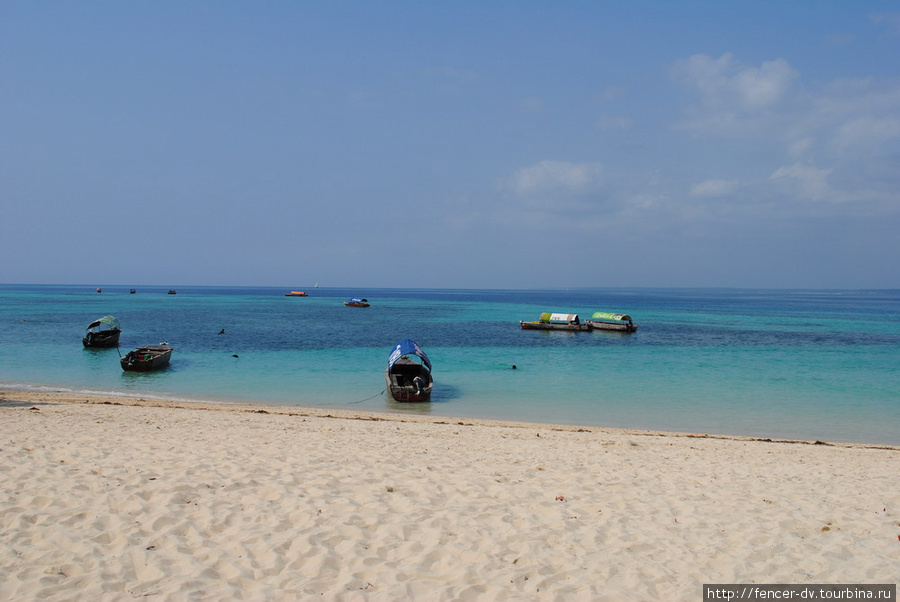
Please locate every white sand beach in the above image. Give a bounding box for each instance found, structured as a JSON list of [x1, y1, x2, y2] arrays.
[[1, 389, 898, 601]]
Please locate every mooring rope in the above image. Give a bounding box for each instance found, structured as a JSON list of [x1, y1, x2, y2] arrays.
[[346, 389, 386, 404], [309, 389, 387, 406]]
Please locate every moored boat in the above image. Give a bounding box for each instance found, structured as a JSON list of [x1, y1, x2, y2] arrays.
[[284, 290, 308, 297], [344, 298, 370, 307], [82, 315, 121, 348], [385, 339, 433, 402], [586, 312, 637, 332], [519, 313, 593, 331], [120, 344, 173, 372]]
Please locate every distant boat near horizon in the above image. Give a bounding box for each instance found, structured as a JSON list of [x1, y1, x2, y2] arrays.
[[284, 290, 308, 297]]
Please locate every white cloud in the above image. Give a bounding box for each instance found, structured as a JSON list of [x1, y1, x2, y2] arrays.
[[833, 116, 900, 150], [733, 59, 798, 109], [690, 179, 739, 197], [785, 77, 900, 164], [668, 51, 900, 217], [672, 53, 799, 113], [474, 160, 622, 230], [767, 161, 899, 212], [787, 137, 814, 160], [505, 160, 605, 196], [804, 77, 900, 126], [484, 53, 900, 234], [769, 163, 834, 202]]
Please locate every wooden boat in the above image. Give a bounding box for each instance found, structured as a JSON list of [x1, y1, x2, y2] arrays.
[[385, 339, 433, 402], [520, 313, 593, 331], [344, 298, 370, 307], [120, 344, 173, 372], [82, 315, 121, 348], [168, 289, 177, 295], [586, 312, 637, 332], [284, 290, 308, 297]]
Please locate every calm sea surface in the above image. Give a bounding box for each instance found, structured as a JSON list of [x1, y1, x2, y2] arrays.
[[1, 285, 898, 445]]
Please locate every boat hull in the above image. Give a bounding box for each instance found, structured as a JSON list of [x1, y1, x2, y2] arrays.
[[82, 329, 121, 348], [520, 321, 593, 332], [344, 302, 370, 307], [385, 363, 433, 402], [587, 321, 637, 332], [121, 346, 173, 372]]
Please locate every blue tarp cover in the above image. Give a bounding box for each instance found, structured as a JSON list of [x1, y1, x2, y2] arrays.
[[388, 339, 432, 372]]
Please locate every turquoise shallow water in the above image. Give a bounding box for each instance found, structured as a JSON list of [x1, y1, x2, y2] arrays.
[[1, 285, 898, 445]]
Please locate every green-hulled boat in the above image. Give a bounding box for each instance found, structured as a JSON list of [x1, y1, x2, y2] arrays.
[[519, 313, 593, 331], [586, 312, 637, 332]]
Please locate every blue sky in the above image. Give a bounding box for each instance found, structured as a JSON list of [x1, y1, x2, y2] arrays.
[[2, 1, 899, 289]]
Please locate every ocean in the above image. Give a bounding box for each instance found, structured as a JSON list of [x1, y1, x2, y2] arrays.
[[1, 285, 898, 445]]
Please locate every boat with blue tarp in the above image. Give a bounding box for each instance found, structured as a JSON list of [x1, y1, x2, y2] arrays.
[[385, 339, 433, 402]]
